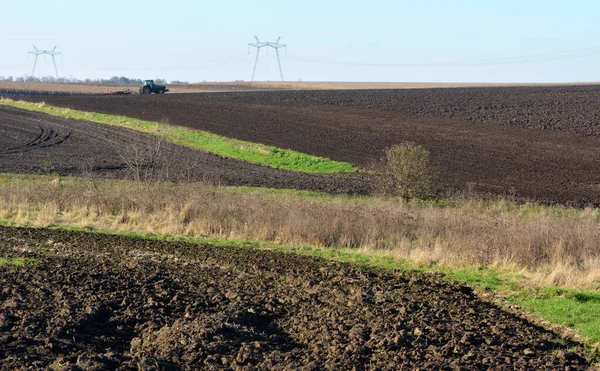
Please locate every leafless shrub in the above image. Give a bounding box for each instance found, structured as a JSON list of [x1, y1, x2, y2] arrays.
[[113, 136, 204, 185], [170, 146, 201, 183], [33, 160, 56, 175], [117, 136, 169, 184], [78, 156, 98, 178]]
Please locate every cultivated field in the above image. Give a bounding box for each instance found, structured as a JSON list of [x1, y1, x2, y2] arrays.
[[0, 226, 591, 369], [0, 82, 272, 96], [3, 81, 598, 97], [2, 83, 600, 368], [0, 105, 371, 194], [19, 85, 600, 204]]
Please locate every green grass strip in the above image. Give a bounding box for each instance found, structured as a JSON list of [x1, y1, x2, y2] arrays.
[[0, 257, 38, 267], [0, 99, 357, 174], [507, 288, 600, 343]]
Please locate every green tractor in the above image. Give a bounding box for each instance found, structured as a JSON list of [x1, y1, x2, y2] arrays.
[[139, 80, 169, 95]]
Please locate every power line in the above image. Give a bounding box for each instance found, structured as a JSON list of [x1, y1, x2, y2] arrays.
[[75, 54, 253, 72], [13, 44, 600, 80], [28, 46, 62, 79], [248, 36, 287, 81], [285, 45, 600, 68]]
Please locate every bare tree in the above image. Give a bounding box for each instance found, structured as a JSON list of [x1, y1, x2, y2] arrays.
[[115, 136, 203, 185], [117, 136, 171, 184]]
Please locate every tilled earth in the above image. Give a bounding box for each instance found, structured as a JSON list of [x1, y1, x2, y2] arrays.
[[22, 86, 600, 204], [204, 85, 600, 137], [0, 226, 592, 370], [0, 105, 372, 194]]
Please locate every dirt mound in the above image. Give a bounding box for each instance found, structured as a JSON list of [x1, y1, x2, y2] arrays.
[[0, 226, 592, 369], [26, 91, 600, 204], [0, 105, 372, 195]]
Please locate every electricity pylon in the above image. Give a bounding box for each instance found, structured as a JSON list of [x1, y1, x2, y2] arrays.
[[248, 36, 287, 82], [28, 46, 62, 79]]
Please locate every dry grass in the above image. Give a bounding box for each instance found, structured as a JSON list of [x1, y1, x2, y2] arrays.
[[0, 82, 137, 95], [0, 81, 249, 94], [1, 176, 600, 288]]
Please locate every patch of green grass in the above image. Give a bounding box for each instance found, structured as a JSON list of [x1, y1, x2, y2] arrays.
[[0, 257, 38, 267], [507, 288, 600, 342], [442, 266, 523, 291], [0, 99, 357, 174]]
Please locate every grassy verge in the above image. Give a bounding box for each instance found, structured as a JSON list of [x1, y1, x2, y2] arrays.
[[1, 173, 600, 346], [2, 173, 600, 286], [0, 99, 357, 174], [506, 288, 600, 343]]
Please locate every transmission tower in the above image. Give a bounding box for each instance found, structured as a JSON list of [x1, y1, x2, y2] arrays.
[[28, 46, 62, 79], [248, 36, 287, 82]]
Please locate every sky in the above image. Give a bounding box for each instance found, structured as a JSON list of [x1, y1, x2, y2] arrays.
[[2, 0, 600, 83]]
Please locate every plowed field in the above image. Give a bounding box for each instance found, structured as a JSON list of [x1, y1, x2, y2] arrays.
[[0, 105, 372, 194], [0, 226, 592, 370], [25, 86, 600, 204], [209, 85, 600, 137]]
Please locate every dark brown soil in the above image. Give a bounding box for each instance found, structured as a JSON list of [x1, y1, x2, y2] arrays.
[[0, 105, 372, 194], [26, 88, 600, 204], [0, 225, 592, 370], [202, 85, 600, 137]]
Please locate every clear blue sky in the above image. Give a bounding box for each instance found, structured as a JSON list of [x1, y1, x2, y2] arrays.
[[2, 0, 600, 83]]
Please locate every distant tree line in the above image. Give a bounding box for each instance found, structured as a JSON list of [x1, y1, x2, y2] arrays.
[[0, 75, 183, 85]]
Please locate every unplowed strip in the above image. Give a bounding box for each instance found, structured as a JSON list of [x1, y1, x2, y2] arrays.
[[0, 106, 372, 194], [0, 226, 592, 370]]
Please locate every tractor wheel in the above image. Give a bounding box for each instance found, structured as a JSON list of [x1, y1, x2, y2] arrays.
[[157, 89, 165, 94], [141, 86, 151, 95]]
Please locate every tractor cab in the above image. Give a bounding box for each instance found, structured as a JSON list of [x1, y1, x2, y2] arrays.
[[139, 79, 168, 95]]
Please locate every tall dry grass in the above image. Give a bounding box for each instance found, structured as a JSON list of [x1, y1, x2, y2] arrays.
[[1, 178, 600, 287]]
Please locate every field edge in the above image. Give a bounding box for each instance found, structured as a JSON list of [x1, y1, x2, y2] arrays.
[[0, 98, 358, 174], [1, 218, 600, 354]]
